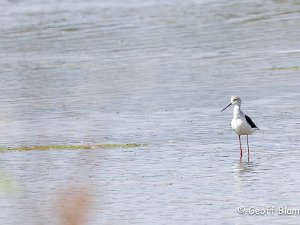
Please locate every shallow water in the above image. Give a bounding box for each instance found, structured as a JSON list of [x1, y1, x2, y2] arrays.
[[0, 0, 300, 224]]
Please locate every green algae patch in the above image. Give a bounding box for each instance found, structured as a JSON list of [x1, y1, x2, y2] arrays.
[[0, 143, 146, 152], [270, 66, 300, 71]]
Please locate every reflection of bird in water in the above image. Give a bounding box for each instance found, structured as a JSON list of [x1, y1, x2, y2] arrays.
[[222, 96, 259, 160], [233, 161, 257, 195]]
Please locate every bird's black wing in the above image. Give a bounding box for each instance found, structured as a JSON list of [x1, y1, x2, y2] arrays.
[[245, 114, 258, 129]]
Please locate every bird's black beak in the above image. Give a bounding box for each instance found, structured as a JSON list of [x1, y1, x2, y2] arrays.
[[221, 103, 232, 112]]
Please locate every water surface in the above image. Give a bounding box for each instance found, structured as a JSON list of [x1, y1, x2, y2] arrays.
[[0, 0, 300, 224]]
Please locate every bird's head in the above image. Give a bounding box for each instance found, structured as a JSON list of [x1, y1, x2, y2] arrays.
[[231, 95, 241, 106], [221, 95, 241, 112]]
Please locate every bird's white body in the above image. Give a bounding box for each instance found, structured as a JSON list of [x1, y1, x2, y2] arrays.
[[231, 105, 254, 135]]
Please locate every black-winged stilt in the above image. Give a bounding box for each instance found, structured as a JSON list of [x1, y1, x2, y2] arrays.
[[221, 96, 259, 159]]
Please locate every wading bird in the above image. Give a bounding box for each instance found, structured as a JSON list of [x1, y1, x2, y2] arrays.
[[221, 96, 258, 159]]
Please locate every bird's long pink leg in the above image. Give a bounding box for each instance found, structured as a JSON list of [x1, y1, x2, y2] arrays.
[[247, 135, 250, 161], [238, 135, 242, 158]]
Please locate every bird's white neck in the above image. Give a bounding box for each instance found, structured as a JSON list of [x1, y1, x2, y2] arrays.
[[233, 105, 241, 119]]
